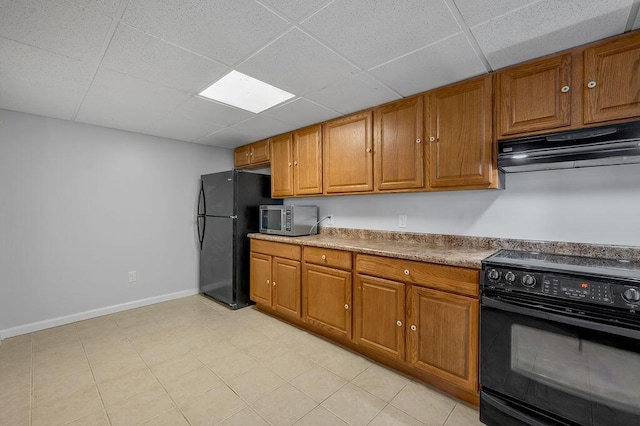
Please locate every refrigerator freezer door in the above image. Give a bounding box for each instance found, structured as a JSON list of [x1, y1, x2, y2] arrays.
[[200, 216, 235, 307], [201, 171, 235, 217]]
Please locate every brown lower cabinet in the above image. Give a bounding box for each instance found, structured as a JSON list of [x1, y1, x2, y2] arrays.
[[249, 240, 480, 405]]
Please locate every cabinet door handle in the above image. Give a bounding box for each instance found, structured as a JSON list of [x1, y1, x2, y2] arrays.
[[410, 325, 417, 331], [396, 320, 402, 327], [587, 81, 597, 89], [429, 136, 435, 142], [416, 138, 421, 144], [366, 147, 372, 153], [561, 85, 570, 93], [404, 269, 410, 276], [321, 254, 326, 261], [266, 279, 270, 284], [344, 304, 349, 310], [294, 160, 298, 166], [288, 162, 292, 167], [249, 152, 253, 156], [273, 282, 276, 287]]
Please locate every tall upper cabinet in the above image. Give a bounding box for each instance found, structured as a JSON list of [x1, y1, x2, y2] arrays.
[[426, 75, 494, 188], [270, 126, 323, 197], [374, 96, 424, 191]]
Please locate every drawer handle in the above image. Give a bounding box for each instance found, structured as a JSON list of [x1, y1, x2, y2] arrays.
[[321, 254, 326, 261], [404, 269, 410, 276], [410, 325, 417, 331], [344, 304, 349, 310], [587, 81, 597, 89], [396, 320, 402, 327]]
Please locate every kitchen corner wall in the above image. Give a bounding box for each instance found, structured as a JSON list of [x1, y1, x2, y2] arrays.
[[0, 109, 232, 337], [288, 164, 640, 247]]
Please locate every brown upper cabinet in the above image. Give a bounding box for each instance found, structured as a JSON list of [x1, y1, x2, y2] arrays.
[[234, 139, 270, 168], [270, 133, 295, 197], [583, 30, 640, 124], [323, 111, 374, 194], [496, 54, 572, 137], [427, 75, 494, 188], [374, 96, 424, 191]]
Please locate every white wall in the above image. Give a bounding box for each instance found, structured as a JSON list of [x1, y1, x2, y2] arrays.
[[0, 109, 232, 336], [289, 163, 640, 246]]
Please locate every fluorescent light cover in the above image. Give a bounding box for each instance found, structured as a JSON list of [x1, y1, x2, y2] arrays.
[[198, 70, 294, 113]]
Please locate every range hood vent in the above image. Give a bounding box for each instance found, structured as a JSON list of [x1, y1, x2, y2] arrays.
[[498, 122, 640, 173]]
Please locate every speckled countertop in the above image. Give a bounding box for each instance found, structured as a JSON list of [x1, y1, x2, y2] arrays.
[[249, 228, 640, 269]]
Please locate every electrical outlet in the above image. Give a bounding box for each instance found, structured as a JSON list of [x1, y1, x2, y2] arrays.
[[128, 271, 137, 282], [327, 214, 333, 225], [398, 214, 407, 228]]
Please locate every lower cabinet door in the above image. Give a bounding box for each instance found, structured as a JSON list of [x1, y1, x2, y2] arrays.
[[354, 274, 405, 360], [407, 286, 479, 391], [303, 264, 352, 339], [273, 257, 301, 319], [250, 253, 272, 306]]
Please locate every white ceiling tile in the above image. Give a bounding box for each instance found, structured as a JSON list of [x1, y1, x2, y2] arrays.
[[305, 73, 401, 115], [237, 29, 359, 96], [143, 111, 224, 142], [452, 0, 539, 27], [472, 0, 633, 69], [122, 0, 289, 65], [229, 115, 297, 141], [259, 0, 332, 21], [0, 38, 93, 120], [180, 97, 254, 127], [195, 127, 256, 148], [0, 0, 112, 61], [262, 98, 340, 127], [101, 24, 228, 93], [76, 68, 192, 133], [67, 0, 121, 17], [370, 33, 487, 96], [301, 0, 460, 69]]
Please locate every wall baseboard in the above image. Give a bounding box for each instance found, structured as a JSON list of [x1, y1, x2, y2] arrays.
[[0, 289, 200, 340]]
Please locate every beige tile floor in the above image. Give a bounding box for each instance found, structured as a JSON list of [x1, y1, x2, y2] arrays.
[[0, 295, 483, 426]]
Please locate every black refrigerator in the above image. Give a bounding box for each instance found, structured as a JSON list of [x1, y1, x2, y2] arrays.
[[197, 170, 281, 309]]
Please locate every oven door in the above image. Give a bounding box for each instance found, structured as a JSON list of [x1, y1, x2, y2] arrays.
[[480, 294, 640, 426]]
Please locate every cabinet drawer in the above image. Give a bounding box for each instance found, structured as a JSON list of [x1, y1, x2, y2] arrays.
[[304, 246, 352, 270], [251, 239, 301, 261], [356, 254, 478, 297]]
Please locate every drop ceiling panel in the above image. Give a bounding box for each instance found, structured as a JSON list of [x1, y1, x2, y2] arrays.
[[301, 0, 460, 69], [68, 0, 122, 17], [238, 29, 359, 96], [195, 127, 257, 148], [143, 109, 224, 142], [472, 0, 634, 69], [370, 33, 487, 96], [76, 68, 192, 134], [263, 98, 340, 128], [0, 0, 112, 61], [0, 38, 93, 120], [121, 0, 290, 65], [228, 115, 296, 141], [452, 0, 539, 27], [179, 97, 254, 127], [101, 24, 228, 93], [259, 0, 333, 22], [305, 73, 401, 115]]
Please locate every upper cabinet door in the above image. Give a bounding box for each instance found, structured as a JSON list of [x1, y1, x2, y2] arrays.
[[427, 75, 493, 188], [584, 31, 640, 124], [323, 111, 373, 194], [251, 139, 270, 164], [374, 96, 424, 191], [496, 53, 572, 137], [293, 125, 323, 196], [270, 133, 294, 198], [234, 145, 251, 167]]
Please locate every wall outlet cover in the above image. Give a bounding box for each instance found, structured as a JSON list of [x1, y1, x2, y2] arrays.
[[399, 215, 407, 228]]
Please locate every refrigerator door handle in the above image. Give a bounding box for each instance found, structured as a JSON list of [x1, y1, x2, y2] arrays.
[[197, 216, 206, 250], [230, 215, 237, 219], [198, 180, 206, 216]]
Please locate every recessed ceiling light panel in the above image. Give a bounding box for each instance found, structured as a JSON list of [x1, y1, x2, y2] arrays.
[[198, 70, 295, 113]]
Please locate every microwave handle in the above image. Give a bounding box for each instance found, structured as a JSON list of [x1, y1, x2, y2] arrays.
[[482, 296, 640, 340], [282, 209, 286, 231]]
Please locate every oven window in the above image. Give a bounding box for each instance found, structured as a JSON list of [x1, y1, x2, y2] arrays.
[[511, 324, 640, 415]]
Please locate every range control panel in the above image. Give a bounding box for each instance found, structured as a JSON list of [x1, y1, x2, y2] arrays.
[[482, 265, 640, 309]]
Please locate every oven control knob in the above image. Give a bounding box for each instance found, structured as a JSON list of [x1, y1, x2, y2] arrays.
[[487, 269, 500, 281], [504, 271, 516, 283], [522, 274, 536, 287], [623, 287, 640, 303]]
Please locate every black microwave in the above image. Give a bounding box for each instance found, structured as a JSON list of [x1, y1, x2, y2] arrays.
[[259, 205, 319, 236]]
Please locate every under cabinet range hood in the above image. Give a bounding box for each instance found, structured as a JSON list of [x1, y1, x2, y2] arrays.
[[498, 122, 640, 173]]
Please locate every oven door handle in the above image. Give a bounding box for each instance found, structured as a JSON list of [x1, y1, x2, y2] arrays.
[[482, 296, 640, 340], [482, 392, 551, 426]]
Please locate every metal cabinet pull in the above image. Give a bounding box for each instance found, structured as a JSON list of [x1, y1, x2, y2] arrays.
[[344, 304, 349, 310], [416, 138, 421, 144], [366, 147, 372, 153], [429, 136, 435, 142], [587, 81, 597, 89], [410, 325, 417, 331], [396, 320, 402, 327], [294, 160, 298, 166], [266, 279, 270, 284], [404, 269, 410, 276], [273, 282, 276, 286], [561, 85, 570, 93], [288, 162, 292, 167], [321, 254, 326, 261]]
